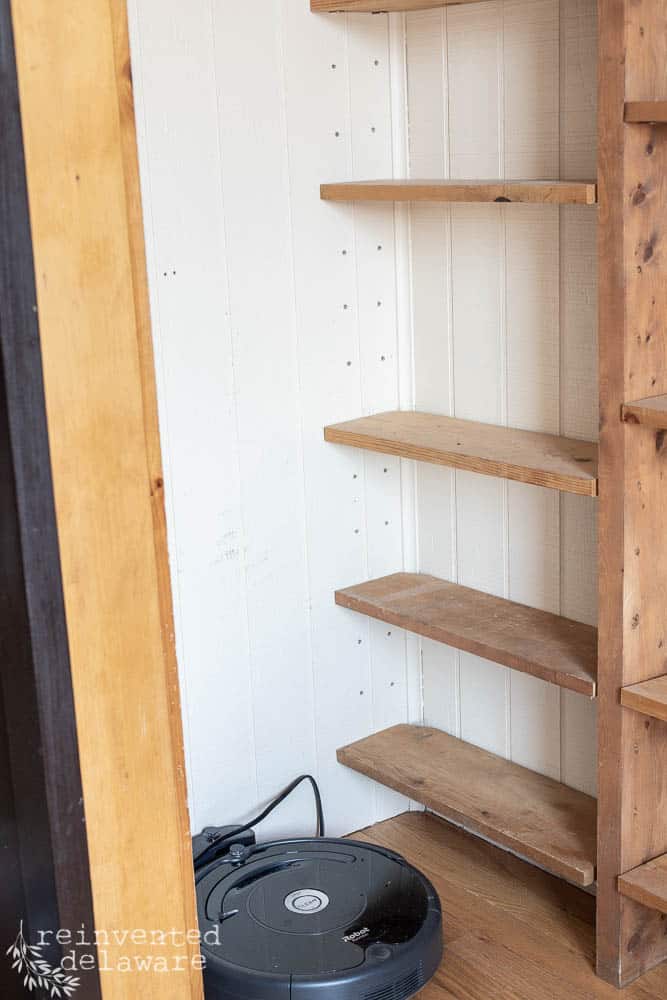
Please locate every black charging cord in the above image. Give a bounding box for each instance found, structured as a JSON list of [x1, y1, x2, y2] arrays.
[[193, 774, 325, 870]]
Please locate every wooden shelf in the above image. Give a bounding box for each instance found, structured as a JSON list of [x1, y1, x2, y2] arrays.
[[621, 676, 667, 723], [324, 411, 598, 496], [320, 180, 597, 205], [625, 102, 667, 124], [312, 0, 453, 10], [622, 395, 667, 429], [619, 855, 667, 914], [337, 724, 597, 886], [336, 573, 597, 696]]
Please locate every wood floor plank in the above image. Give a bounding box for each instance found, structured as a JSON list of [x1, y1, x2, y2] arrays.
[[336, 573, 597, 696], [620, 855, 667, 915], [320, 180, 598, 205], [622, 395, 667, 429], [324, 411, 598, 496], [352, 813, 667, 999], [339, 725, 597, 886], [621, 676, 667, 723]]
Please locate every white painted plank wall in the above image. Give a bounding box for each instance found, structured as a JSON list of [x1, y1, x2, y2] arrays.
[[127, 0, 417, 838], [409, 0, 598, 795], [127, 0, 599, 841]]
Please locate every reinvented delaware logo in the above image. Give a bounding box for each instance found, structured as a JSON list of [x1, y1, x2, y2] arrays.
[[6, 922, 80, 997]]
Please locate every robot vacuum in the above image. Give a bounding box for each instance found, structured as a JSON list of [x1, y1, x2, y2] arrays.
[[196, 836, 443, 1000]]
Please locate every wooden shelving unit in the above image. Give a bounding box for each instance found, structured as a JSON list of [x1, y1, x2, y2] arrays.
[[621, 395, 667, 429], [325, 411, 598, 496], [621, 677, 667, 723], [338, 725, 597, 887], [624, 102, 667, 123], [321, 180, 597, 205], [336, 573, 597, 696], [315, 0, 667, 986]]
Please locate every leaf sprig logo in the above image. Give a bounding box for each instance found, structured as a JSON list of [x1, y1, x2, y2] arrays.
[[7, 922, 80, 997]]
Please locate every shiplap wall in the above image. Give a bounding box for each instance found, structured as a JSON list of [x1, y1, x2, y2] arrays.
[[128, 0, 598, 839], [127, 0, 418, 838], [408, 0, 598, 795]]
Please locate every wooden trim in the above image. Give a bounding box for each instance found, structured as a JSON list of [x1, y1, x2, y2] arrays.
[[0, 0, 100, 992], [336, 574, 597, 697], [320, 180, 598, 204], [10, 1, 203, 996], [596, 0, 667, 985]]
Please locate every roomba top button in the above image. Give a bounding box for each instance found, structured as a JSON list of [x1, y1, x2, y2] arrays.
[[285, 889, 330, 914]]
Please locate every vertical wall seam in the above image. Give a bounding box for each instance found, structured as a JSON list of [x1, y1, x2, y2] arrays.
[[275, 0, 320, 786], [442, 7, 461, 738], [125, 0, 197, 813], [389, 11, 418, 743], [499, 0, 512, 760], [209, 0, 259, 806]]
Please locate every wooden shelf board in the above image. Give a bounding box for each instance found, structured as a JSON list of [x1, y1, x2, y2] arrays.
[[619, 855, 667, 914], [320, 180, 597, 205], [324, 411, 598, 496], [625, 102, 667, 124], [336, 573, 597, 696], [622, 395, 667, 429], [621, 676, 667, 723], [311, 0, 454, 9], [337, 724, 597, 886]]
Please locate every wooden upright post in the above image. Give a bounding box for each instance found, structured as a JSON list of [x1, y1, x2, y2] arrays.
[[597, 0, 667, 985], [9, 1, 203, 996]]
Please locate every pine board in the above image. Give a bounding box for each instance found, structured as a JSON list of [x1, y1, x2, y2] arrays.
[[619, 854, 667, 915], [625, 102, 667, 123], [337, 724, 597, 886], [336, 573, 597, 696], [321, 180, 597, 204], [312, 0, 457, 9], [622, 396, 667, 429], [621, 676, 667, 724], [324, 411, 599, 496]]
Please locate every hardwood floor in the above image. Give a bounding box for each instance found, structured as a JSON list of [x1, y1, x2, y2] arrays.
[[351, 812, 667, 998]]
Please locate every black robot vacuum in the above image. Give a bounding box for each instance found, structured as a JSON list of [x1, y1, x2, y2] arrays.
[[193, 777, 443, 1000]]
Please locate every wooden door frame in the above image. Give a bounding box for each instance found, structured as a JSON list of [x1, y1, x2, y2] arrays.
[[4, 1, 203, 997], [0, 2, 101, 995]]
